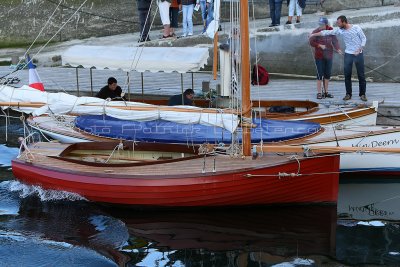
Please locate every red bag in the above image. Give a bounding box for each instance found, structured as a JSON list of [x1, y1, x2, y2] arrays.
[[251, 64, 269, 85]]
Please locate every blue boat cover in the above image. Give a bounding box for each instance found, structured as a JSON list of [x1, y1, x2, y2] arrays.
[[75, 115, 321, 144]]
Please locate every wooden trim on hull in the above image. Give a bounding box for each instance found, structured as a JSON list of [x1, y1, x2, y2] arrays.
[[12, 154, 339, 206], [269, 107, 376, 125]]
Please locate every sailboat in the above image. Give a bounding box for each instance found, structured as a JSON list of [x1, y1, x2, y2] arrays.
[[10, 0, 340, 206]]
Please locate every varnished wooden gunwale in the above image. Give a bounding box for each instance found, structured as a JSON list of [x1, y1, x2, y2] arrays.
[[17, 143, 309, 178], [264, 106, 375, 124]]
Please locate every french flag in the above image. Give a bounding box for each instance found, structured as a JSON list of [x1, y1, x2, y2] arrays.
[[27, 55, 45, 91]]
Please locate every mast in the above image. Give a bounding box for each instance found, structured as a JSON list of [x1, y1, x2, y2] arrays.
[[240, 0, 251, 156]]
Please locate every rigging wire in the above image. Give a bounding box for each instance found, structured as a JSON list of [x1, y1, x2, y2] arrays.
[[250, 0, 264, 153], [28, 0, 91, 67], [123, 0, 158, 94], [0, 0, 90, 94], [45, 0, 139, 24], [0, 0, 64, 88]]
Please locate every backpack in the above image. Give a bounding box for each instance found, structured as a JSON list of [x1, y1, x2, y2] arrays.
[[298, 0, 306, 9], [251, 64, 269, 85]]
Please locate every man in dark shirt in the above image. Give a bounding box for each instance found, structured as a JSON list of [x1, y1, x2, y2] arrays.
[[95, 77, 125, 100], [168, 89, 195, 106]]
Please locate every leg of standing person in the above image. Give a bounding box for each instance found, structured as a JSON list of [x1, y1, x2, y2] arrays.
[[286, 0, 294, 24], [169, 6, 179, 37], [181, 4, 188, 37], [269, 0, 276, 26], [343, 53, 354, 100], [187, 4, 194, 35], [315, 59, 324, 99], [295, 0, 302, 23], [206, 0, 214, 28], [274, 0, 283, 26], [159, 1, 171, 38], [354, 53, 367, 100], [324, 58, 333, 97], [199, 0, 207, 33]]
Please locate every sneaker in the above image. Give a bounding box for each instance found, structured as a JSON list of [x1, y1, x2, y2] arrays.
[[268, 24, 275, 27], [343, 94, 351, 101], [325, 92, 334, 98], [296, 20, 300, 23], [360, 95, 368, 101], [285, 21, 292, 24], [188, 33, 193, 36], [317, 93, 323, 99]]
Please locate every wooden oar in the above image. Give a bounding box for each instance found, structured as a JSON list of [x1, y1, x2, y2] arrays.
[[257, 145, 400, 154]]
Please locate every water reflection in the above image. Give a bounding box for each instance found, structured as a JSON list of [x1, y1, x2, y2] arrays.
[[339, 181, 400, 221], [337, 220, 400, 265], [0, 196, 128, 266], [1, 191, 337, 266], [1, 180, 400, 266], [108, 205, 337, 266], [0, 144, 19, 181]]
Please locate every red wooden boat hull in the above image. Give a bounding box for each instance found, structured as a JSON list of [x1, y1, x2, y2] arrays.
[[12, 153, 340, 206]]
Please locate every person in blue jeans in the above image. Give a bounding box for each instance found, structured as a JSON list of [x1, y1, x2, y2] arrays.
[[268, 0, 283, 27], [181, 0, 195, 37], [309, 17, 341, 99], [310, 15, 367, 102], [197, 0, 207, 33], [206, 0, 214, 28], [343, 52, 366, 100]]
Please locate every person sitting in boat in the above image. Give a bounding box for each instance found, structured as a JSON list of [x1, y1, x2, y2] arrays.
[[168, 88, 195, 106], [95, 77, 125, 100]]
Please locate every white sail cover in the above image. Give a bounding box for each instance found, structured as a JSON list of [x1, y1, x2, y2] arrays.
[[62, 45, 210, 73], [0, 85, 238, 133]]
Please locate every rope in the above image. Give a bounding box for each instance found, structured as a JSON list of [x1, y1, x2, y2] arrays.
[[105, 142, 124, 163], [307, 33, 322, 91], [1, 109, 9, 142], [17, 133, 38, 161], [29, 0, 90, 65], [123, 0, 158, 94], [138, 0, 155, 41], [0, 0, 64, 87], [250, 0, 264, 147], [288, 154, 301, 176], [335, 51, 400, 83], [0, 113, 22, 119]]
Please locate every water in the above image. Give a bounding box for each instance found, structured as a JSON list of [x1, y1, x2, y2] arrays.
[[1, 120, 400, 266]]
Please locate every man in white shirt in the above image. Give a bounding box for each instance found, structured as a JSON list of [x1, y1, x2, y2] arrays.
[[310, 15, 367, 101]]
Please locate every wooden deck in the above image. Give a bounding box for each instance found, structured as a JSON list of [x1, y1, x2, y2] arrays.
[[23, 142, 309, 177], [2, 66, 399, 124], [1, 66, 398, 103]]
